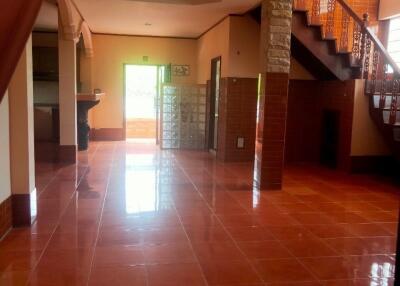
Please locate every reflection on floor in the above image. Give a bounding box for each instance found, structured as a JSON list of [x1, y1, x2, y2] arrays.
[[0, 141, 399, 285]]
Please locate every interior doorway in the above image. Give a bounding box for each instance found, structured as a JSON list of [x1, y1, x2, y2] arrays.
[[320, 109, 340, 168], [208, 57, 221, 151], [124, 65, 159, 142]]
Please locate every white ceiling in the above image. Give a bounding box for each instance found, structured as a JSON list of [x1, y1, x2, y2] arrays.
[[34, 1, 59, 31], [73, 0, 261, 38]]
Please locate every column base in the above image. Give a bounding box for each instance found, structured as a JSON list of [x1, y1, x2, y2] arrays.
[[12, 188, 37, 227], [254, 180, 283, 191], [0, 196, 12, 238], [58, 145, 77, 164]]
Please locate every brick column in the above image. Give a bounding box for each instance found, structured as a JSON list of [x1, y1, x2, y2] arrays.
[[254, 0, 292, 190]]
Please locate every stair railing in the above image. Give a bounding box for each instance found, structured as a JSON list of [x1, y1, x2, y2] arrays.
[[293, 0, 400, 125]]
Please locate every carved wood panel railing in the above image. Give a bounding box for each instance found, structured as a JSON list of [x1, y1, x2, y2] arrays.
[[293, 0, 400, 126]]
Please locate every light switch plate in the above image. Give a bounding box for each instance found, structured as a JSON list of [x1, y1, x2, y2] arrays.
[[237, 137, 244, 149]]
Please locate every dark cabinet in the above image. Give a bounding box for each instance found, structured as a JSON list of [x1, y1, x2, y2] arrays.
[[33, 47, 59, 81]]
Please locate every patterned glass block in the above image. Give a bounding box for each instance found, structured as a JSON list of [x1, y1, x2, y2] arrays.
[[161, 84, 206, 150]]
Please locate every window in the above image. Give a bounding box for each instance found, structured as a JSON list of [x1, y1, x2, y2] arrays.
[[388, 17, 400, 70]]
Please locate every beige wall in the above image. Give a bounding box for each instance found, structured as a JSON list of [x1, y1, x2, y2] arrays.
[[197, 18, 230, 84], [290, 57, 315, 80], [0, 92, 11, 203], [351, 80, 391, 156], [228, 16, 261, 79], [379, 0, 400, 20], [89, 16, 313, 130], [91, 34, 197, 129], [196, 16, 261, 84]]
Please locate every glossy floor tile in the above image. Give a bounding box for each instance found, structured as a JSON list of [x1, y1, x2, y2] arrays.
[[0, 141, 399, 285]]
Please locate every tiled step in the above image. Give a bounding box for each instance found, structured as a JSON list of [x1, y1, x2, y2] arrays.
[[382, 110, 400, 124], [394, 128, 400, 142], [373, 95, 400, 109], [365, 80, 400, 94]]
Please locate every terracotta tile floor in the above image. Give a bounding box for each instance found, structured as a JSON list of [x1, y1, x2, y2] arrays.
[[1, 141, 399, 285]]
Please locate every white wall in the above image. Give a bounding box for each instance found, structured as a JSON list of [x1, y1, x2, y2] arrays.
[[0, 91, 11, 203], [379, 0, 400, 20]]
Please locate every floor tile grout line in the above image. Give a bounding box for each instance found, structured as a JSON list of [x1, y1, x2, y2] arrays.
[[24, 142, 101, 286], [36, 161, 66, 200], [199, 166, 326, 285], [166, 155, 210, 286], [179, 162, 269, 285], [13, 143, 398, 285], [85, 142, 118, 286], [220, 174, 398, 283]]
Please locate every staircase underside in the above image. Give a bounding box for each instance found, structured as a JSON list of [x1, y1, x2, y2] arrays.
[[291, 36, 337, 80], [291, 10, 359, 81]]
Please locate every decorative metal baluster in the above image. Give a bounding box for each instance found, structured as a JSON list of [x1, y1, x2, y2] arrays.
[[380, 64, 388, 109], [358, 14, 370, 76], [311, 0, 320, 24], [326, 0, 336, 39], [359, 31, 367, 72], [390, 79, 399, 125], [363, 37, 372, 79], [352, 23, 361, 64], [370, 50, 379, 94], [340, 10, 350, 52]]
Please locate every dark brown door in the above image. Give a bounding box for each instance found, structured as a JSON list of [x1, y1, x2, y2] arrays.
[[209, 57, 221, 150], [320, 110, 340, 168]]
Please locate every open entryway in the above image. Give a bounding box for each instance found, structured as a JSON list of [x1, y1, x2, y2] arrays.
[[124, 65, 159, 142], [208, 57, 221, 152]]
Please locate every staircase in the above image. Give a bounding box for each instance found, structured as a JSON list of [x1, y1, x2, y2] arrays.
[[291, 0, 400, 159], [0, 0, 43, 102]]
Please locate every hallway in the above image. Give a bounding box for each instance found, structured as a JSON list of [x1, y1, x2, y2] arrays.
[[0, 141, 398, 285]]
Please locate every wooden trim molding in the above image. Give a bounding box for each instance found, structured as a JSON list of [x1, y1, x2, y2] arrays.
[[0, 196, 12, 239], [350, 156, 397, 174], [90, 128, 125, 141], [58, 145, 77, 164], [11, 188, 37, 227]]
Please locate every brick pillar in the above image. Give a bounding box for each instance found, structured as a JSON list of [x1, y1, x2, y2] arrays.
[[254, 0, 292, 190]]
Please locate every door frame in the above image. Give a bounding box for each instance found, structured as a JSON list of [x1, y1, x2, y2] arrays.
[[207, 56, 222, 151], [123, 63, 162, 142]]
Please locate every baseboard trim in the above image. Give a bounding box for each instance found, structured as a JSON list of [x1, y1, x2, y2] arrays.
[[58, 145, 77, 164], [90, 128, 125, 141], [0, 196, 12, 240], [35, 142, 77, 164], [350, 155, 397, 174], [12, 188, 37, 227]]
